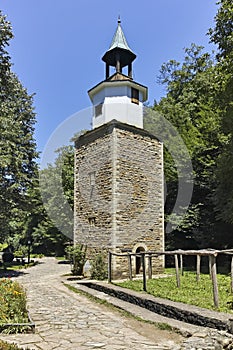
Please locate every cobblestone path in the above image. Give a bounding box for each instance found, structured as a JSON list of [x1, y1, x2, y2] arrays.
[[0, 257, 182, 350]]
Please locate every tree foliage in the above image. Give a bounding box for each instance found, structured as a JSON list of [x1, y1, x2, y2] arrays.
[[32, 146, 74, 255], [208, 0, 233, 59], [2, 3, 233, 255], [147, 42, 228, 249], [208, 0, 233, 225], [145, 0, 233, 250], [0, 11, 38, 242]]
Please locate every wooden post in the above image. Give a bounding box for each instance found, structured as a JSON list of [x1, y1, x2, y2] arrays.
[[128, 62, 132, 78], [148, 254, 152, 279], [116, 53, 121, 73], [209, 255, 219, 308], [196, 255, 201, 283], [174, 254, 180, 288], [106, 64, 110, 79], [231, 256, 233, 293], [180, 254, 183, 276], [108, 251, 112, 283], [141, 253, 147, 292], [128, 254, 132, 281], [209, 255, 212, 279]]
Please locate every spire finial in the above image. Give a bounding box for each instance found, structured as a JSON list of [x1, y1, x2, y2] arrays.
[[118, 15, 121, 24]]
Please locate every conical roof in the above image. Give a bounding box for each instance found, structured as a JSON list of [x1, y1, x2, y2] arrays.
[[102, 18, 136, 68], [108, 18, 134, 53]]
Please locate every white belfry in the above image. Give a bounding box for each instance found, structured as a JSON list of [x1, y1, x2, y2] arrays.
[[88, 18, 148, 129]]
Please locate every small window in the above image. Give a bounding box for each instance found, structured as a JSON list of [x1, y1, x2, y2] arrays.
[[89, 171, 96, 186], [131, 88, 139, 104], [95, 103, 103, 117], [88, 217, 96, 227]]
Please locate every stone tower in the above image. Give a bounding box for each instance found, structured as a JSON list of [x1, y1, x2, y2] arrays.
[[74, 19, 164, 278]]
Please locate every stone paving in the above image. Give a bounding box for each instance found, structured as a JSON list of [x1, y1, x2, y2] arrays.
[[1, 257, 233, 350], [0, 257, 183, 350]]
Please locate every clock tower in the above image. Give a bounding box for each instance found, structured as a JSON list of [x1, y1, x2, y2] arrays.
[[74, 19, 164, 278]]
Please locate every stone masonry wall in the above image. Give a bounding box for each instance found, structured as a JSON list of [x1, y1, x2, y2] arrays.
[[74, 121, 164, 278], [74, 132, 113, 248], [112, 127, 164, 276]]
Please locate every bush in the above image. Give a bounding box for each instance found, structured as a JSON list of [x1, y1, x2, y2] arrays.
[[2, 252, 14, 263], [0, 279, 28, 329], [65, 245, 87, 276], [14, 245, 28, 258], [90, 253, 108, 280]]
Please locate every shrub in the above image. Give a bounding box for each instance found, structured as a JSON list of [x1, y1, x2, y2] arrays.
[[14, 245, 28, 257], [0, 279, 28, 328], [90, 253, 108, 280], [65, 245, 87, 276], [2, 252, 14, 263]]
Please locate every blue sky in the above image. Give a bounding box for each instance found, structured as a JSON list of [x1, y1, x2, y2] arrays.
[[1, 0, 218, 162]]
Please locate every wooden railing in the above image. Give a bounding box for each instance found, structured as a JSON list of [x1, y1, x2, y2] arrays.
[[108, 249, 233, 308]]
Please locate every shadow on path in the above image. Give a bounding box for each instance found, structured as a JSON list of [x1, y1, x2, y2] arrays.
[[57, 260, 71, 265], [0, 269, 28, 278], [0, 260, 43, 278]]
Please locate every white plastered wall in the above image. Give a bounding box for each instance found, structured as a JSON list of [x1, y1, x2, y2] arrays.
[[92, 86, 144, 129]]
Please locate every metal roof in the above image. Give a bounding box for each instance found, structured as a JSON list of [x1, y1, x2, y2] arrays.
[[107, 18, 134, 54]]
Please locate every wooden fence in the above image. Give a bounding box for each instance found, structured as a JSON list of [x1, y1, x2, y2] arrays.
[[108, 249, 233, 308]]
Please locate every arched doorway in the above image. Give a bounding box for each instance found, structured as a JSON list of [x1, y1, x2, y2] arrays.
[[135, 246, 145, 274]]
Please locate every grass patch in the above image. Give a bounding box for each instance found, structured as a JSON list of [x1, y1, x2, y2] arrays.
[[116, 269, 233, 313], [30, 254, 44, 259], [0, 279, 29, 333], [64, 283, 111, 307], [4, 262, 37, 271]]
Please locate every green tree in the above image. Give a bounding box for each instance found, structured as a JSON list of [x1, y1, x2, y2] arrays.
[[208, 0, 233, 59], [208, 0, 233, 226], [32, 146, 74, 255], [0, 11, 38, 242], [146, 44, 226, 249]]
